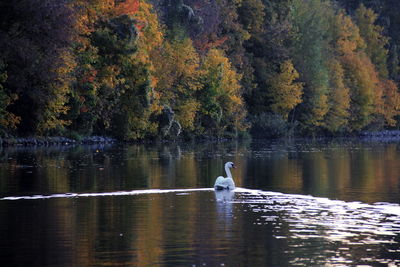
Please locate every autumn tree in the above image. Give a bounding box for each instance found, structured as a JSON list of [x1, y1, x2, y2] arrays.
[[380, 79, 400, 126], [65, 0, 117, 135], [331, 10, 379, 130], [199, 49, 247, 137], [290, 0, 333, 130], [238, 0, 265, 34], [343, 53, 379, 130], [244, 8, 292, 116], [0, 60, 20, 133], [355, 4, 389, 78], [84, 0, 163, 140], [153, 38, 202, 134], [214, 0, 253, 96], [0, 0, 77, 135], [324, 59, 350, 132], [267, 60, 303, 119]]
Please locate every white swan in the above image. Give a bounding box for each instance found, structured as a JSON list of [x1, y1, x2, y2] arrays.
[[214, 162, 236, 190]]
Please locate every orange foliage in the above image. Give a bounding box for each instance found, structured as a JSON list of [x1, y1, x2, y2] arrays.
[[80, 105, 89, 113], [115, 0, 139, 16], [380, 79, 400, 126], [334, 12, 365, 55], [81, 69, 97, 83]]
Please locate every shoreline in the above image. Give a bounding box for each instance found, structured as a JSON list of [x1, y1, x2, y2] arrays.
[[1, 130, 400, 147], [0, 136, 116, 147]]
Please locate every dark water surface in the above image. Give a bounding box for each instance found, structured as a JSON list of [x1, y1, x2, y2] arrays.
[[0, 140, 400, 266]]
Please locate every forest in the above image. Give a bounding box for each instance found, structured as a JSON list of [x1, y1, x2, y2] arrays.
[[0, 0, 399, 140]]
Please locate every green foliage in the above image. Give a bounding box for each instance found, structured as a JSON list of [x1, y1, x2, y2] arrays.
[[0, 60, 20, 132], [88, 13, 156, 139], [355, 4, 389, 78], [199, 49, 247, 137], [66, 44, 99, 136], [250, 113, 295, 139], [110, 62, 156, 140], [290, 0, 333, 129], [238, 0, 265, 34]]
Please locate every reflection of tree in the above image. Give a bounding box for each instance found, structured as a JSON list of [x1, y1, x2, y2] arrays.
[[351, 144, 399, 203], [2, 140, 400, 266], [244, 141, 303, 192], [131, 195, 164, 266], [301, 151, 329, 196], [325, 147, 351, 198]]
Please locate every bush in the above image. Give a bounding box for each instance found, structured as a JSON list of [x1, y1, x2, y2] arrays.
[[250, 113, 296, 139]]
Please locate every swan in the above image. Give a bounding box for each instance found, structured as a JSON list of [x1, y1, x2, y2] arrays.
[[214, 162, 236, 190]]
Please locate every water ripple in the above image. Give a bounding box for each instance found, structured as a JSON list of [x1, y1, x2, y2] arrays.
[[234, 188, 400, 244], [2, 187, 399, 265], [232, 188, 400, 265]]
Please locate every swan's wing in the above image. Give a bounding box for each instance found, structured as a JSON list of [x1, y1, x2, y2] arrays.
[[214, 176, 228, 188], [226, 178, 235, 189]]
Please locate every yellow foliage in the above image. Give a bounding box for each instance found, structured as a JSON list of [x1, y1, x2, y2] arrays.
[[355, 4, 389, 78], [0, 92, 20, 130], [74, 0, 115, 32], [133, 0, 163, 65], [268, 60, 303, 119], [334, 12, 365, 55], [201, 49, 248, 133], [153, 38, 202, 101], [342, 52, 379, 129], [325, 59, 350, 131], [99, 65, 120, 89], [175, 100, 200, 130], [202, 49, 242, 97]]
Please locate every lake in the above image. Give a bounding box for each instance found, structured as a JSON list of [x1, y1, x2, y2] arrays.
[[0, 140, 399, 266]]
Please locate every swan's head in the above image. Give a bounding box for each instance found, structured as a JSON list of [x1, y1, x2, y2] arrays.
[[225, 162, 235, 169]]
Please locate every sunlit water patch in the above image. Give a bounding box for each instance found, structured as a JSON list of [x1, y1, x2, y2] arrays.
[[0, 188, 215, 200], [2, 187, 400, 266], [233, 188, 400, 265]]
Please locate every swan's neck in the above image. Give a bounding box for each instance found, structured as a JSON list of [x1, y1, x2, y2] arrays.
[[225, 165, 233, 178]]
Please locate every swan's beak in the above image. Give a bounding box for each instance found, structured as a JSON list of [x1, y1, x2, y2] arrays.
[[232, 165, 236, 169]]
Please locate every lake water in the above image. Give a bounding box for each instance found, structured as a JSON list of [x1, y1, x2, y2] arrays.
[[0, 140, 399, 266]]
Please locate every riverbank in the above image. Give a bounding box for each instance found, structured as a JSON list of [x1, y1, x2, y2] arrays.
[[359, 130, 400, 141], [0, 136, 116, 146], [1, 130, 400, 147]]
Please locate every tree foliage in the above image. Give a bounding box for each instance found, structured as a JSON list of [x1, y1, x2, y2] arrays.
[[0, 0, 76, 135], [199, 49, 247, 136], [0, 0, 399, 139], [267, 60, 303, 119], [290, 0, 333, 129], [324, 59, 350, 132], [153, 38, 202, 132], [355, 4, 389, 78]]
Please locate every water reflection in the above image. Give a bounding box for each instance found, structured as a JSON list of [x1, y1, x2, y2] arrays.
[[215, 189, 235, 202], [215, 189, 235, 238], [0, 140, 400, 266], [234, 188, 400, 266]]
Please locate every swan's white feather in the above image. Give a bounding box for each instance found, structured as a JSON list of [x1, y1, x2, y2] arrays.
[[214, 162, 236, 190]]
